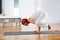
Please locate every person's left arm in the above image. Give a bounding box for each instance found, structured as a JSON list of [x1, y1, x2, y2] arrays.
[[28, 17, 35, 24]]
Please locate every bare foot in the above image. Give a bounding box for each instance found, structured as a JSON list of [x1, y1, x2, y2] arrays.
[[48, 25, 51, 30]]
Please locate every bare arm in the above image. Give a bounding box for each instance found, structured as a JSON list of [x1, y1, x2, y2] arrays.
[[28, 17, 35, 24]]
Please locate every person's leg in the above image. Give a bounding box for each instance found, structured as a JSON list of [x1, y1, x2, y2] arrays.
[[48, 25, 51, 30]]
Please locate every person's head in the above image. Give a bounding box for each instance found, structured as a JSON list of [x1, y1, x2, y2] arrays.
[[21, 18, 30, 26]]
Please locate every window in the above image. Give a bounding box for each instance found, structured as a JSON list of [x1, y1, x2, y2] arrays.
[[14, 0, 19, 17], [14, 0, 19, 7]]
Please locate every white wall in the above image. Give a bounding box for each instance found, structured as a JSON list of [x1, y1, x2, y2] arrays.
[[0, 0, 20, 18], [19, 0, 60, 23], [19, 0, 35, 18], [41, 0, 60, 23], [0, 0, 60, 23], [4, 0, 14, 17], [0, 0, 13, 18]]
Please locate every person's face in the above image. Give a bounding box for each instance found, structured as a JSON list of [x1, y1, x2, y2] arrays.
[[24, 22, 29, 26]]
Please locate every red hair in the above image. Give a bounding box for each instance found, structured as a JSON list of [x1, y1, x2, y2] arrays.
[[21, 18, 29, 25]]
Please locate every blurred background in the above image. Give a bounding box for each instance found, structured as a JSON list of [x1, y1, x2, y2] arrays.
[[0, 0, 60, 31]]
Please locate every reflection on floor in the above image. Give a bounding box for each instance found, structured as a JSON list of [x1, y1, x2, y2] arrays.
[[0, 24, 60, 40]]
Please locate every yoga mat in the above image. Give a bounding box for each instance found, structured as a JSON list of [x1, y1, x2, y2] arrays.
[[4, 30, 60, 35]]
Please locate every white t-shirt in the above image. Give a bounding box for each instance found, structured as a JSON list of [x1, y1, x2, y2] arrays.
[[30, 11, 48, 27], [21, 23, 36, 31]]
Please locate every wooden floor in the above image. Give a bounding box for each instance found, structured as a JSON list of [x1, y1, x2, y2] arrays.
[[0, 24, 60, 40]]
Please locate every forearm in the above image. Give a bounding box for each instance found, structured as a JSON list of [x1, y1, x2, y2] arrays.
[[35, 25, 41, 32]]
